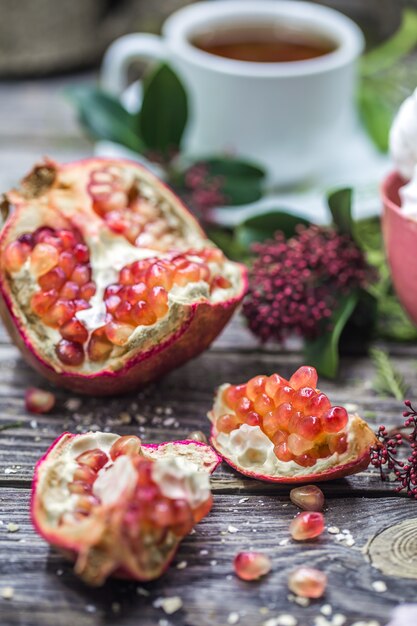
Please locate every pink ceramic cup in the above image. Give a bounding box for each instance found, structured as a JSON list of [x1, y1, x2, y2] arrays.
[[382, 171, 417, 325]]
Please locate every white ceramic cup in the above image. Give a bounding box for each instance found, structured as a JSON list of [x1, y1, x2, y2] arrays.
[[101, 0, 364, 185]]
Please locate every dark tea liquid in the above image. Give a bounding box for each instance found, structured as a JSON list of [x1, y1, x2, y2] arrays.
[[191, 24, 337, 63]]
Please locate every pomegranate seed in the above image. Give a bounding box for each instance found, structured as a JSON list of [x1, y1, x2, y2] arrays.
[[105, 321, 134, 346], [76, 448, 108, 471], [74, 243, 89, 263], [38, 267, 66, 291], [296, 415, 322, 440], [30, 243, 59, 276], [75, 495, 98, 515], [25, 387, 55, 414], [293, 387, 317, 410], [43, 300, 75, 327], [110, 435, 142, 460], [265, 373, 287, 398], [322, 406, 348, 433], [223, 384, 246, 409], [60, 318, 88, 343], [174, 261, 202, 285], [74, 298, 90, 311], [58, 229, 77, 249], [211, 275, 230, 290], [216, 413, 241, 434], [271, 429, 287, 445], [55, 339, 84, 366], [34, 227, 55, 243], [289, 366, 318, 390], [58, 251, 76, 277], [151, 500, 176, 526], [4, 241, 30, 272], [287, 433, 312, 456], [105, 294, 121, 313], [131, 301, 157, 326], [148, 286, 168, 318], [30, 290, 58, 316], [272, 384, 296, 405], [119, 266, 133, 285], [309, 392, 331, 416], [125, 283, 148, 304], [288, 567, 327, 598], [244, 411, 261, 426], [59, 281, 80, 300], [274, 442, 293, 462], [73, 465, 97, 483], [290, 485, 325, 511], [246, 375, 267, 401], [328, 433, 348, 454], [71, 264, 91, 286], [262, 411, 281, 438], [253, 392, 274, 415], [88, 332, 113, 362], [296, 453, 317, 467], [289, 511, 324, 540], [18, 233, 34, 246], [235, 396, 253, 419], [68, 480, 92, 495], [80, 281, 96, 300], [114, 301, 133, 323], [233, 552, 272, 581], [147, 262, 173, 290], [187, 430, 208, 443]]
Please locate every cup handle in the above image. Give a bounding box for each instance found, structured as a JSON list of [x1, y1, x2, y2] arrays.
[[101, 33, 167, 95]]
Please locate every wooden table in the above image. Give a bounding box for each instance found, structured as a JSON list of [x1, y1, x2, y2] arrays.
[[1, 75, 416, 626]]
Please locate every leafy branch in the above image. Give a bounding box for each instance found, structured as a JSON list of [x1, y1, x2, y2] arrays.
[[370, 347, 408, 400]]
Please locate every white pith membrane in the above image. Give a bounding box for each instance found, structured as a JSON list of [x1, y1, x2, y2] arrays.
[[33, 432, 218, 585], [209, 384, 376, 480], [2, 159, 244, 374]]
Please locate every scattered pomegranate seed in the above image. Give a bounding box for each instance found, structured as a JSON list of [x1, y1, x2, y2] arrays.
[[288, 566, 327, 598], [290, 485, 325, 511], [187, 430, 208, 443], [233, 551, 272, 581], [289, 511, 325, 540], [25, 387, 55, 414]]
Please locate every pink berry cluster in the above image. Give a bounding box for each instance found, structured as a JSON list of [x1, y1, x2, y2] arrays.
[[242, 225, 372, 343]]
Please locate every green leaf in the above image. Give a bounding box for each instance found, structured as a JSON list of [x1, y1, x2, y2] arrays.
[[370, 347, 408, 400], [202, 157, 265, 180], [327, 188, 353, 236], [235, 210, 310, 249], [360, 8, 417, 77], [139, 63, 188, 153], [357, 83, 392, 152], [0, 421, 23, 432], [206, 226, 248, 262], [304, 292, 359, 379], [66, 86, 145, 153]]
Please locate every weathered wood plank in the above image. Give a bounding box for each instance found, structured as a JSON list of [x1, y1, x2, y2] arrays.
[[0, 489, 414, 626]]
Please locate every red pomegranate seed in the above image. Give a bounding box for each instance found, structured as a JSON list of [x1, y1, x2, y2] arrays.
[[88, 332, 113, 362], [110, 435, 142, 460], [76, 448, 108, 471], [148, 286, 168, 318], [296, 415, 322, 440], [4, 241, 30, 273], [125, 283, 148, 305], [289, 511, 324, 541], [25, 387, 55, 414], [38, 267, 66, 291], [71, 264, 91, 286], [289, 365, 318, 391], [174, 261, 202, 286], [43, 300, 75, 327], [309, 392, 332, 416], [287, 433, 312, 456], [75, 495, 98, 515], [18, 233, 34, 247], [253, 392, 274, 414], [274, 442, 293, 462], [131, 301, 157, 326], [34, 227, 55, 243], [216, 413, 241, 434], [265, 373, 286, 398], [235, 396, 253, 419], [105, 321, 134, 346], [58, 229, 77, 249], [68, 480, 92, 495], [234, 552, 272, 581], [30, 290, 58, 316], [187, 430, 208, 443], [119, 266, 133, 285], [290, 485, 325, 511], [80, 281, 96, 300], [328, 433, 348, 454], [246, 375, 267, 401], [74, 243, 89, 263], [60, 318, 89, 343], [147, 262, 174, 290], [30, 243, 59, 276], [223, 384, 247, 409], [55, 339, 84, 366], [73, 465, 97, 484], [244, 411, 261, 426], [58, 251, 76, 277], [273, 384, 296, 405], [105, 294, 121, 313], [288, 567, 327, 598], [322, 406, 348, 433], [114, 301, 133, 323]]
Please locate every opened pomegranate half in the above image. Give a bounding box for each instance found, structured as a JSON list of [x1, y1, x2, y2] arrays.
[[31, 432, 220, 585], [208, 366, 376, 483], [0, 158, 246, 394]]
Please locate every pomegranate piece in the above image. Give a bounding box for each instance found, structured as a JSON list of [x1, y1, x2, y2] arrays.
[[289, 511, 324, 541], [208, 366, 377, 483], [0, 159, 246, 394], [290, 485, 325, 511], [25, 387, 55, 414], [233, 552, 272, 581], [31, 431, 221, 585], [288, 566, 327, 598]]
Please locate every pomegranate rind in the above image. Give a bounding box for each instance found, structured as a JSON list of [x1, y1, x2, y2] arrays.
[[208, 385, 377, 484], [0, 158, 247, 395], [31, 432, 220, 583]]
